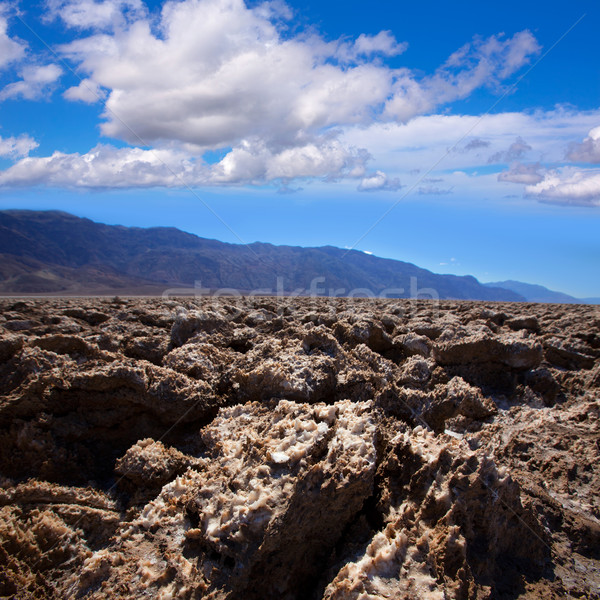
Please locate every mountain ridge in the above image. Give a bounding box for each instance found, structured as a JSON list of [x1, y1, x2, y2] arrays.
[[0, 209, 550, 301], [484, 280, 599, 305]]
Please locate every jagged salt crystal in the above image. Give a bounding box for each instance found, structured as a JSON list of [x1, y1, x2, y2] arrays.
[[270, 451, 289, 464], [444, 429, 463, 440]]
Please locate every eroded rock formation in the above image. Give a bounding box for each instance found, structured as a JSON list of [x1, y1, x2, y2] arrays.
[[0, 297, 598, 598]]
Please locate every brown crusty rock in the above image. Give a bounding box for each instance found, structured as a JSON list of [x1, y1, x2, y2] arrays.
[[543, 336, 596, 370], [66, 399, 377, 599], [0, 333, 24, 362], [433, 331, 543, 369], [324, 426, 547, 600], [0, 297, 598, 599]]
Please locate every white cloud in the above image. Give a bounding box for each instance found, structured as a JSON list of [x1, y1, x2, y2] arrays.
[[0, 1, 550, 190], [566, 126, 600, 164], [212, 137, 368, 184], [48, 0, 540, 185], [498, 162, 543, 184], [0, 140, 368, 188], [341, 108, 600, 176], [0, 7, 62, 104], [0, 63, 62, 101], [338, 108, 600, 206], [63, 78, 106, 103], [353, 31, 407, 57], [358, 170, 402, 192], [0, 134, 38, 158], [488, 136, 532, 163], [0, 10, 26, 71], [0, 145, 202, 188], [384, 31, 540, 121], [332, 30, 407, 63], [45, 0, 146, 31], [525, 167, 600, 207], [5, 107, 600, 194]]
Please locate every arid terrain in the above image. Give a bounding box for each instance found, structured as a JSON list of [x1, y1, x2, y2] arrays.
[[0, 296, 598, 599]]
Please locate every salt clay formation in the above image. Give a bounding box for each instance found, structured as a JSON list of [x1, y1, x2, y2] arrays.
[[0, 297, 598, 598]]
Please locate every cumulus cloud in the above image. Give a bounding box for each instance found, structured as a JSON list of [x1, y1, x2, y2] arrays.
[[63, 78, 107, 103], [212, 138, 369, 184], [0, 145, 204, 188], [353, 31, 407, 57], [45, 0, 146, 31], [339, 108, 600, 206], [525, 167, 600, 207], [0, 7, 62, 103], [0, 63, 62, 101], [357, 170, 402, 192], [0, 9, 26, 70], [0, 1, 542, 188], [384, 31, 540, 122], [59, 2, 393, 149], [0, 134, 38, 158], [6, 107, 596, 192], [480, 123, 600, 207], [566, 126, 600, 164], [340, 109, 589, 180], [488, 136, 531, 163], [333, 30, 407, 63], [44, 0, 539, 186], [498, 162, 543, 184], [0, 139, 369, 188]]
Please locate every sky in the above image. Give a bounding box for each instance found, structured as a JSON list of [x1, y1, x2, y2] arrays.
[[0, 0, 599, 297]]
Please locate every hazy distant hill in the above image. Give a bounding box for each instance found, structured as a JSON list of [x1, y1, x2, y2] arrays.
[[0, 210, 524, 300], [483, 280, 593, 304]]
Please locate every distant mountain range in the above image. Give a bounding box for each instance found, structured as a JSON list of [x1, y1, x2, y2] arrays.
[[0, 210, 595, 303], [484, 280, 599, 305]]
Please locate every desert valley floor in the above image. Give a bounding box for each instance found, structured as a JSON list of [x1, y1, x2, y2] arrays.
[[0, 297, 598, 599]]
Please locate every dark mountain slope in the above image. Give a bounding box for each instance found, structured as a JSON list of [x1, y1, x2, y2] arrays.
[[484, 280, 581, 304], [0, 210, 523, 300]]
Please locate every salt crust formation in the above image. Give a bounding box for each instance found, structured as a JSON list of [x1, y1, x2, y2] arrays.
[[0, 297, 598, 598]]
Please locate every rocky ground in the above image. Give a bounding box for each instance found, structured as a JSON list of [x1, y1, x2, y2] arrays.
[[0, 296, 598, 599]]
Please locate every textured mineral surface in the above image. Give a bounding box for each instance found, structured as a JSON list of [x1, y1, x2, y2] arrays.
[[0, 296, 598, 599]]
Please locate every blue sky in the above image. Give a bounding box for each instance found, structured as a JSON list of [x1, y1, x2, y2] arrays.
[[0, 0, 599, 297]]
